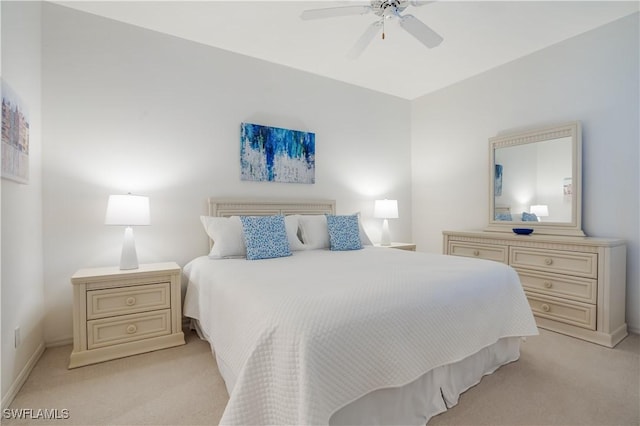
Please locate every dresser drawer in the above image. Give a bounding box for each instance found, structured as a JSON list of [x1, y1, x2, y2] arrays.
[[510, 247, 597, 278], [87, 282, 171, 320], [525, 292, 596, 330], [517, 269, 597, 303], [448, 242, 507, 263], [87, 309, 171, 350]]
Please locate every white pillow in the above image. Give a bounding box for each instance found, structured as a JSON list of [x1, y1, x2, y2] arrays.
[[200, 216, 246, 258], [298, 215, 330, 250], [353, 211, 373, 246], [284, 215, 307, 251]]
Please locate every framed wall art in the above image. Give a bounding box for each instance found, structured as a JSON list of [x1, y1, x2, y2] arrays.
[[240, 122, 315, 184], [494, 164, 503, 197], [2, 80, 30, 184]]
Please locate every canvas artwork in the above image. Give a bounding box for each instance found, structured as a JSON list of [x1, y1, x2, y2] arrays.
[[240, 122, 315, 184], [1, 80, 30, 184], [494, 164, 503, 196]]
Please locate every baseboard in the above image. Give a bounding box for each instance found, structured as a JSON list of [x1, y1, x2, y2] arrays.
[[45, 336, 73, 348], [1, 341, 45, 410], [627, 325, 639, 335]]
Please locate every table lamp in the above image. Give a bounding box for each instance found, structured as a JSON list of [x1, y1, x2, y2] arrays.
[[530, 205, 549, 222], [105, 194, 150, 270], [374, 199, 398, 246]]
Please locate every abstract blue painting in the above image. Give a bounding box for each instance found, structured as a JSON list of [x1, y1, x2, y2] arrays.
[[495, 164, 503, 196], [240, 122, 315, 184]]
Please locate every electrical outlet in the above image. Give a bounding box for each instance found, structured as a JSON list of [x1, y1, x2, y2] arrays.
[[14, 327, 21, 348]]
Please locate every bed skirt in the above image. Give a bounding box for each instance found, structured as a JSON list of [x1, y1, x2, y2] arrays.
[[190, 319, 522, 425], [330, 336, 521, 425]]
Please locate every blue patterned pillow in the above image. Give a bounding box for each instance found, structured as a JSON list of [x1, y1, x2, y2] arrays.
[[495, 212, 513, 221], [325, 214, 363, 251], [240, 215, 292, 260], [522, 212, 538, 222]]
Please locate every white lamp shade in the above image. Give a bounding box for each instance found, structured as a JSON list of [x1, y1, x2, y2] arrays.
[[105, 194, 150, 226], [530, 205, 549, 217], [374, 199, 399, 219]]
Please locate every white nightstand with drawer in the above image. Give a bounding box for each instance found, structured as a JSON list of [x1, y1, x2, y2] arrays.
[[69, 262, 185, 368], [374, 242, 417, 251]]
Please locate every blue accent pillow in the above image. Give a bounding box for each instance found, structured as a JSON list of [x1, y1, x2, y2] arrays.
[[240, 215, 292, 260], [495, 212, 513, 221], [325, 214, 363, 251], [522, 212, 538, 222]]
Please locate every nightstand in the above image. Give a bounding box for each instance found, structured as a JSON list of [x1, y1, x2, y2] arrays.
[[375, 242, 417, 251], [69, 262, 185, 368]]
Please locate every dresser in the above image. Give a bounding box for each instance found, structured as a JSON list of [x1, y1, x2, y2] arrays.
[[443, 231, 627, 347], [69, 262, 185, 368]]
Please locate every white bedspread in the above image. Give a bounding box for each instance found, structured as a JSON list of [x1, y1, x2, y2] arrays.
[[183, 247, 538, 425]]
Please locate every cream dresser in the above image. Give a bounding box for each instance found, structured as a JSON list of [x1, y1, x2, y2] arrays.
[[443, 231, 627, 347], [69, 262, 185, 368]]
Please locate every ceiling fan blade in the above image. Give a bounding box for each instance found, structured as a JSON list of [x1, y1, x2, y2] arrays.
[[409, 1, 437, 7], [301, 5, 372, 20], [347, 21, 383, 60], [399, 14, 443, 48]]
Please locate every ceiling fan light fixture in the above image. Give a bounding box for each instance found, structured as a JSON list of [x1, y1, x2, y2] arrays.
[[301, 0, 443, 58]]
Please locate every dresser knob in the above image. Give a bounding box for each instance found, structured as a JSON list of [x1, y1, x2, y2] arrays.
[[544, 281, 552, 288], [541, 304, 551, 312], [126, 324, 137, 334], [473, 250, 480, 256], [126, 297, 136, 306], [544, 258, 553, 265]]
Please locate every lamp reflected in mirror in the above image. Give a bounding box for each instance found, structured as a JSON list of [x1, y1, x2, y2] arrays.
[[530, 205, 549, 222]]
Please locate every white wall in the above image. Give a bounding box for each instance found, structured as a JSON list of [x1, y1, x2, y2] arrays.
[[41, 4, 412, 344], [411, 13, 640, 331], [1, 1, 45, 407]]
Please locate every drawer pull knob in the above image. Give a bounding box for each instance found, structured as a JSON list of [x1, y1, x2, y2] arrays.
[[541, 304, 551, 312], [473, 250, 480, 256], [126, 324, 137, 334], [126, 297, 136, 306], [544, 281, 553, 288], [544, 258, 553, 265]]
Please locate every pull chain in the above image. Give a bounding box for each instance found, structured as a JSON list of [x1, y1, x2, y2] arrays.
[[382, 18, 385, 40]]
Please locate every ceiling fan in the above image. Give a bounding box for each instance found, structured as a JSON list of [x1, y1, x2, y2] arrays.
[[301, 0, 443, 59]]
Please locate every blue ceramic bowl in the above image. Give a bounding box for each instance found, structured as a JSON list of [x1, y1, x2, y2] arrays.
[[513, 228, 534, 235]]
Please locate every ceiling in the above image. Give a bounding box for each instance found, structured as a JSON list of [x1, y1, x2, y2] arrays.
[[56, 1, 639, 100]]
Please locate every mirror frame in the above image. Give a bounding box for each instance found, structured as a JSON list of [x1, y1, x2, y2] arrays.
[[486, 121, 585, 236]]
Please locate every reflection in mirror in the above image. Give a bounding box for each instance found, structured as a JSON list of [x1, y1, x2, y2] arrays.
[[487, 121, 584, 236], [494, 137, 572, 223]]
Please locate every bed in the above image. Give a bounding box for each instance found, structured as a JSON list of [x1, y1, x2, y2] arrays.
[[183, 198, 538, 425]]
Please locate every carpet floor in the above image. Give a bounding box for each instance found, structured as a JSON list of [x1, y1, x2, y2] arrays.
[[4, 328, 639, 425]]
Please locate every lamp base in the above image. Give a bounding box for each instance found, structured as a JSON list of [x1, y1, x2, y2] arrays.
[[119, 227, 139, 270], [380, 219, 391, 246]]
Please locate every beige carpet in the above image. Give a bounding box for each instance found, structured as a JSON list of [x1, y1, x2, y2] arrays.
[[4, 328, 639, 425]]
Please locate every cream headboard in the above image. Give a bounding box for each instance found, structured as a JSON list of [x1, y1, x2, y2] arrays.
[[208, 198, 336, 217], [206, 198, 336, 249], [495, 205, 511, 215]]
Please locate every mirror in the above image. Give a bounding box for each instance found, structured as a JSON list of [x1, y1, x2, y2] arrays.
[[487, 122, 585, 236]]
